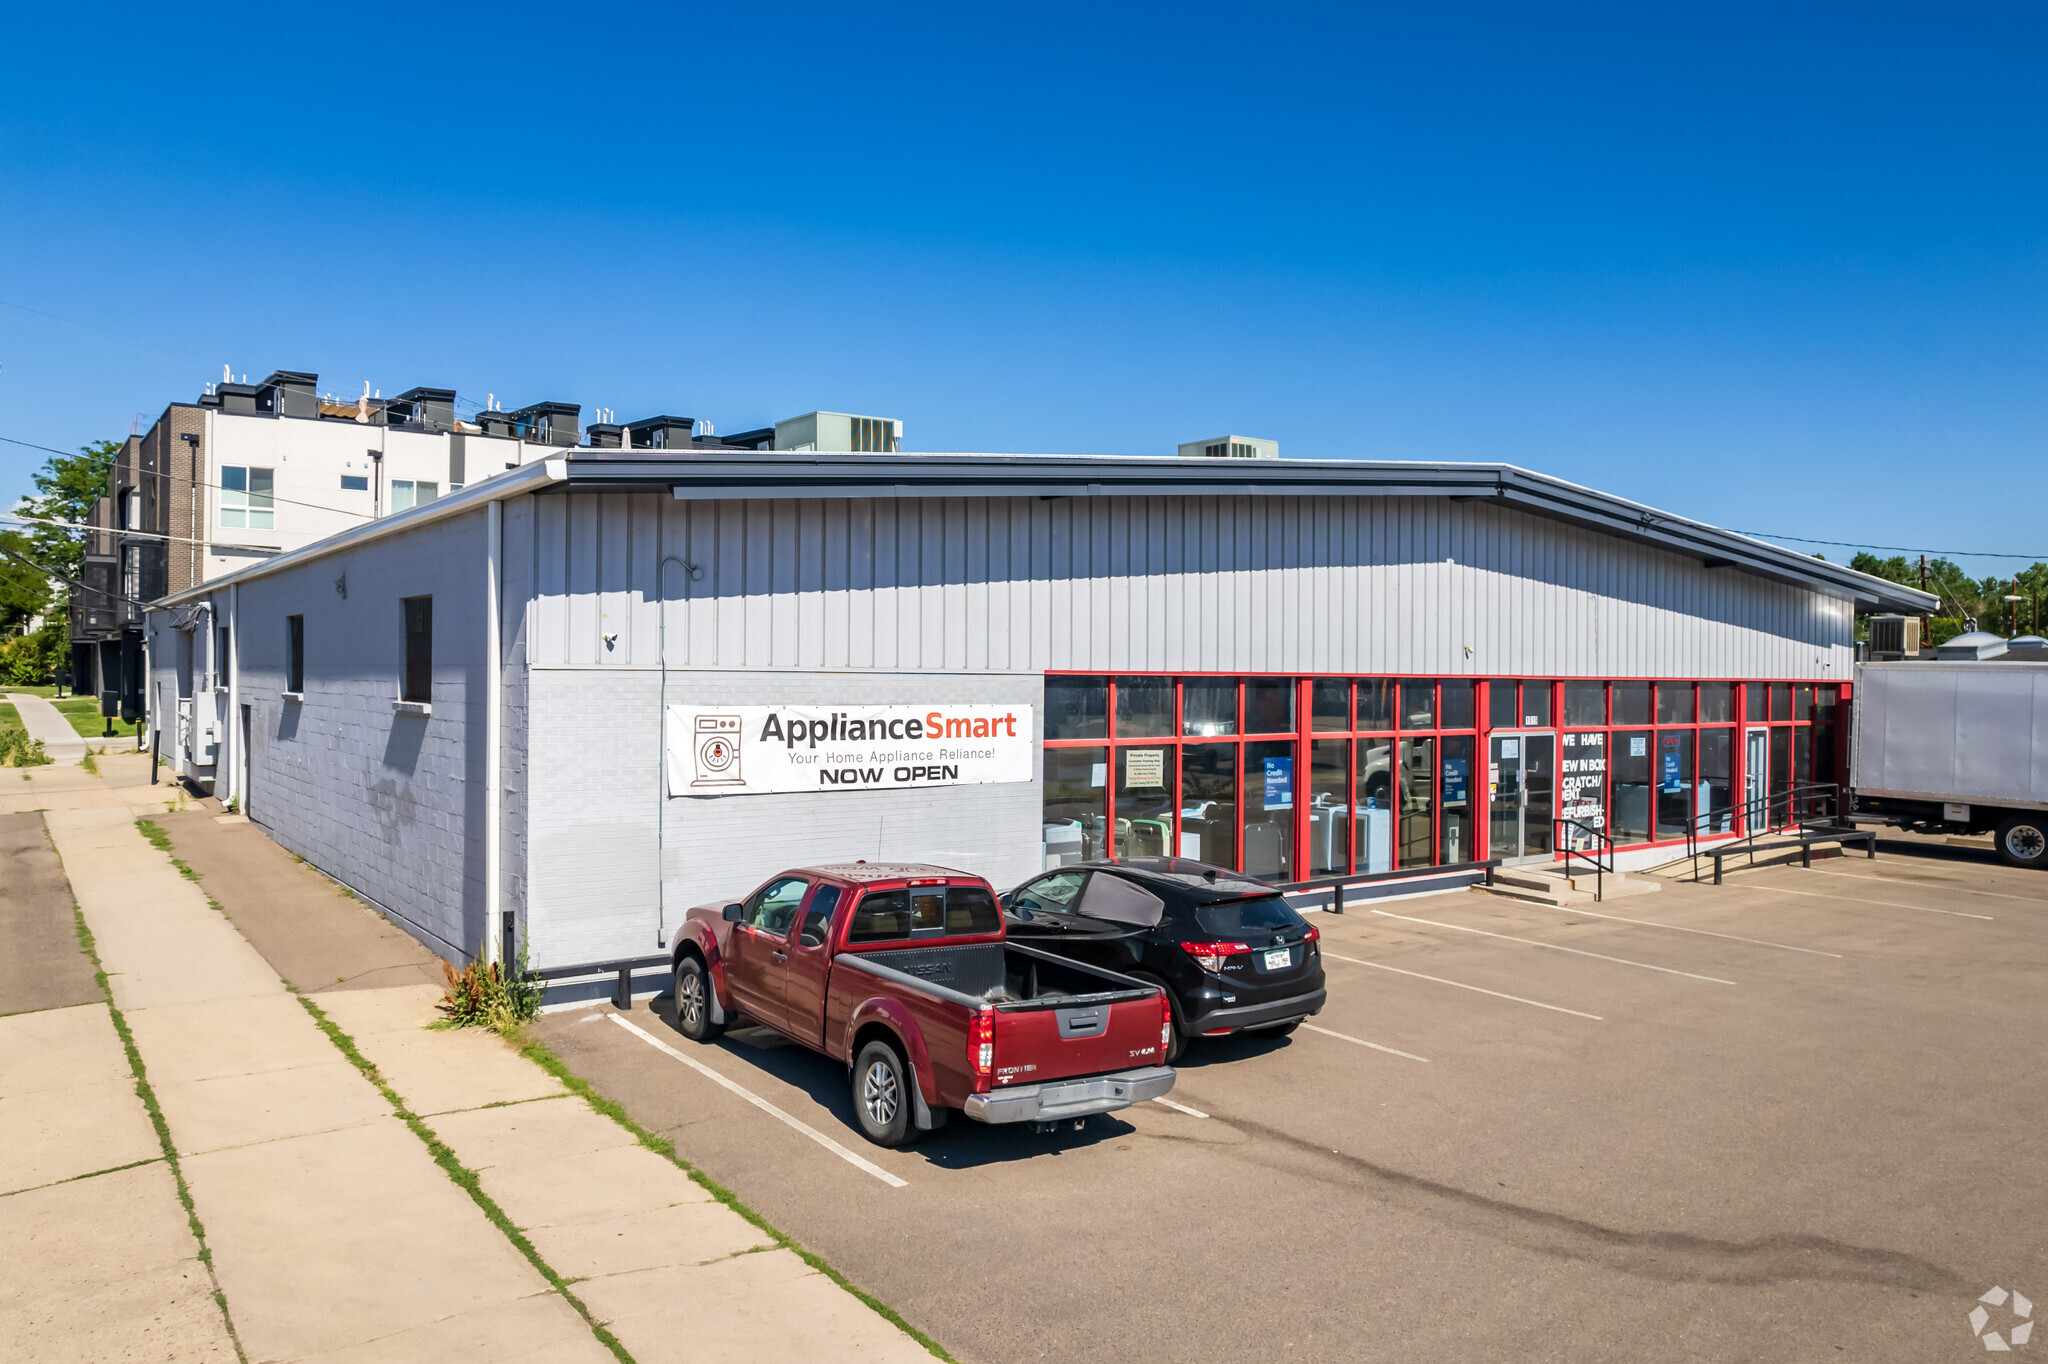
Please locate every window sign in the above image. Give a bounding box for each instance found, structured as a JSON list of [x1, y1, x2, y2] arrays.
[[1500, 738, 1519, 759], [1124, 748, 1165, 789], [1559, 731, 1607, 846], [1263, 756, 1293, 810], [1443, 757, 1468, 804], [1629, 736, 1648, 757], [1090, 762, 1107, 788], [1661, 749, 1683, 793], [665, 704, 1034, 795]]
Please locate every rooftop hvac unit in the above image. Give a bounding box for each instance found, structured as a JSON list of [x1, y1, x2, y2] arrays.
[[1867, 614, 1921, 661]]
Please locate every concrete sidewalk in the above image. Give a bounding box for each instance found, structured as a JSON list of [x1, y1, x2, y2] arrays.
[[5, 693, 86, 765], [18, 781, 943, 1363], [46, 804, 614, 1364]]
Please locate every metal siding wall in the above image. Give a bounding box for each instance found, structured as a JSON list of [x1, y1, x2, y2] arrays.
[[526, 491, 1855, 679]]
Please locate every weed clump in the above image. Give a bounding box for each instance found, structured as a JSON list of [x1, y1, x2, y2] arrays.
[[438, 938, 542, 1034]]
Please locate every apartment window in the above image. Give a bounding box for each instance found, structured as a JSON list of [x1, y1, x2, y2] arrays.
[[402, 597, 432, 703], [340, 475, 369, 491], [121, 545, 141, 603], [286, 616, 304, 693], [120, 488, 139, 530], [220, 466, 275, 529], [390, 480, 439, 512]]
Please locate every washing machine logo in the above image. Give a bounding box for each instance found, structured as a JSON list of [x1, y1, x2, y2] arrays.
[[692, 715, 745, 788]]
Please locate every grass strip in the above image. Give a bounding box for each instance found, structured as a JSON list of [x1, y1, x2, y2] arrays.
[[135, 818, 201, 882], [72, 906, 248, 1363], [296, 996, 636, 1364], [0, 1155, 164, 1199], [522, 1041, 957, 1363]]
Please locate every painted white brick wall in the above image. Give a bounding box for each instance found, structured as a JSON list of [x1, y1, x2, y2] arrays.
[[153, 511, 492, 963], [525, 668, 1045, 969]]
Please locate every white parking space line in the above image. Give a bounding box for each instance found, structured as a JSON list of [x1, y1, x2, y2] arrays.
[[1321, 952, 1603, 1020], [1369, 909, 1738, 985], [610, 1014, 908, 1188], [1743, 883, 1993, 921], [1153, 1097, 1211, 1119], [1512, 903, 1843, 958], [1802, 867, 2038, 903], [1301, 1023, 1430, 1062]]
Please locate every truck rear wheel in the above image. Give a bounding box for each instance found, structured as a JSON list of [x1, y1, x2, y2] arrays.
[[1995, 813, 2048, 869], [673, 958, 724, 1042], [853, 1040, 918, 1148]]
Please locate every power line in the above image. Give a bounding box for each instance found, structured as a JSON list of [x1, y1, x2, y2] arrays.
[[1729, 530, 2048, 562]]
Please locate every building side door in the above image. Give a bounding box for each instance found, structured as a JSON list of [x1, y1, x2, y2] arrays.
[[1489, 733, 1557, 863], [1489, 735, 1525, 860], [1745, 728, 1769, 830]]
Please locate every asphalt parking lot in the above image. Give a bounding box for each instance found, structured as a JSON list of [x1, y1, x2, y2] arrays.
[[537, 840, 2048, 1364]]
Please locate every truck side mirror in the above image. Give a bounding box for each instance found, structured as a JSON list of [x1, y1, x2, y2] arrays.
[[721, 903, 744, 922]]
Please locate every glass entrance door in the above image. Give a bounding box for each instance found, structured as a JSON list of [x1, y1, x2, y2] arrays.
[[1489, 733, 1556, 861], [1745, 727, 1769, 830]]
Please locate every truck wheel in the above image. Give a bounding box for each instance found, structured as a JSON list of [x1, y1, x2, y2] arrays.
[[852, 1040, 918, 1148], [673, 958, 724, 1042], [1995, 814, 2048, 869]]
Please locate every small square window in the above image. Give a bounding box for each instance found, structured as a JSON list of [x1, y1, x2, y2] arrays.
[[341, 475, 369, 491]]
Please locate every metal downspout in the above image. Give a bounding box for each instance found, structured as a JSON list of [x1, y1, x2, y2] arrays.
[[226, 584, 239, 809], [654, 553, 700, 949], [485, 499, 504, 967]]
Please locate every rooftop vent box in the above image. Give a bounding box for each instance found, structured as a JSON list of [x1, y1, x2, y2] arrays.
[[256, 371, 320, 419], [1866, 614, 1921, 661], [506, 402, 581, 447], [773, 412, 901, 453], [1178, 434, 1279, 460], [586, 423, 625, 449], [216, 382, 261, 416], [626, 416, 697, 451], [387, 386, 457, 432]]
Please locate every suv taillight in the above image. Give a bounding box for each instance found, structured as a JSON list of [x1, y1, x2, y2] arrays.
[[971, 1010, 994, 1093], [1303, 926, 1320, 945], [1180, 941, 1251, 974]]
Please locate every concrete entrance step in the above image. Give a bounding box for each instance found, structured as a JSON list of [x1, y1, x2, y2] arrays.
[[1482, 866, 1661, 905], [1645, 841, 1845, 883]]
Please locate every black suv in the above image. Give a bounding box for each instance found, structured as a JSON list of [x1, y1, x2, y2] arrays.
[[1000, 857, 1326, 1062]]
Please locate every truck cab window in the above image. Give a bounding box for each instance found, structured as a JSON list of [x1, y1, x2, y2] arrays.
[[944, 887, 1001, 935], [745, 877, 809, 935], [910, 888, 945, 932], [848, 890, 910, 943], [798, 886, 842, 947]]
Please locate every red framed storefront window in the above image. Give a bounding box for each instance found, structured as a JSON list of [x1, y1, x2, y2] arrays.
[[1042, 673, 1847, 882]]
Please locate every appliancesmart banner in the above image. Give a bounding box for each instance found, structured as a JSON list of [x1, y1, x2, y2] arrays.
[[664, 704, 1035, 796]]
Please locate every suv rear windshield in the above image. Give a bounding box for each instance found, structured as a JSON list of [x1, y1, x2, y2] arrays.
[[1193, 895, 1307, 937], [848, 885, 1002, 943]]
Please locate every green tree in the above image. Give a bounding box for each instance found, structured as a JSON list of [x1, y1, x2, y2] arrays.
[[0, 527, 52, 633], [17, 439, 119, 583]]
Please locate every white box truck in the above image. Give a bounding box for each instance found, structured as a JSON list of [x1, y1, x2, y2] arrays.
[[1851, 659, 2048, 868]]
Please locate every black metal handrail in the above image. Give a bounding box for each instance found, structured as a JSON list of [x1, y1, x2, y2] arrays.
[[1553, 817, 1614, 901], [1686, 781, 1847, 878], [1280, 860, 1503, 914]]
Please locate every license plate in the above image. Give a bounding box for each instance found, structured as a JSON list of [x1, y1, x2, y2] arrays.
[[1263, 948, 1292, 971]]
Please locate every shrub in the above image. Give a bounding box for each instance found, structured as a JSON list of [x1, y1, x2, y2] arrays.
[[0, 727, 50, 767], [437, 937, 542, 1034]]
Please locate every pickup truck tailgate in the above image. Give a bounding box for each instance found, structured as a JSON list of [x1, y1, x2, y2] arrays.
[[991, 990, 1165, 1088]]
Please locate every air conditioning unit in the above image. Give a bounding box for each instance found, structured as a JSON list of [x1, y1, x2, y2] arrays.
[[1867, 614, 1922, 661]]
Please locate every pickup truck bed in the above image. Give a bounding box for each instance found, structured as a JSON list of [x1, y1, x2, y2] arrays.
[[671, 863, 1177, 1146]]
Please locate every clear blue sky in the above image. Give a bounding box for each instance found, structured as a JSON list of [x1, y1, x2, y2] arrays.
[[3, 2, 2042, 578]]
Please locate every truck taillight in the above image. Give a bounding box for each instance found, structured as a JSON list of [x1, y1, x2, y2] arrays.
[[971, 1010, 994, 1093], [1159, 991, 1173, 1055], [1179, 941, 1251, 974]]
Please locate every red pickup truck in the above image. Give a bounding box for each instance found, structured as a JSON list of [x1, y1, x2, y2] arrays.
[[667, 862, 1177, 1147]]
